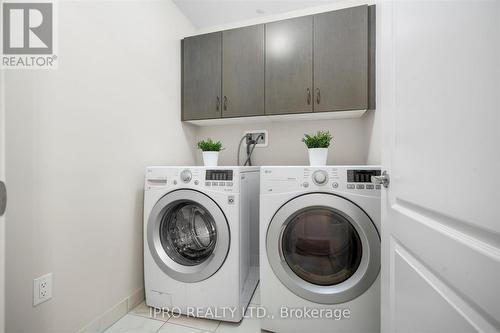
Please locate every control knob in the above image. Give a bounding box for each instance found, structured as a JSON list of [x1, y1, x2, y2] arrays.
[[312, 170, 328, 185], [180, 169, 192, 183]]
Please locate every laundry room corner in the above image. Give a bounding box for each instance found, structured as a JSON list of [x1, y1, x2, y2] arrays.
[[363, 107, 382, 165], [2, 0, 495, 331]]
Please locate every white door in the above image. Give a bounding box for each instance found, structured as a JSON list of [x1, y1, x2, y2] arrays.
[[378, 1, 500, 332], [0, 69, 6, 332]]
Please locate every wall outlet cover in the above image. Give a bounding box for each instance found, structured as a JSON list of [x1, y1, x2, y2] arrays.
[[33, 273, 52, 306], [243, 130, 268, 147]]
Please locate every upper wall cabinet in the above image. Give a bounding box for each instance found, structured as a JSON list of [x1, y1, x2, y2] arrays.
[[182, 5, 375, 123], [265, 16, 313, 115], [182, 32, 222, 121], [222, 25, 265, 118], [314, 5, 370, 112]]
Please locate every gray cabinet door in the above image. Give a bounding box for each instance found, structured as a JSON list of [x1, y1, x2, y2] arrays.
[[314, 5, 368, 112], [265, 16, 313, 115], [182, 32, 222, 120], [222, 25, 265, 118]]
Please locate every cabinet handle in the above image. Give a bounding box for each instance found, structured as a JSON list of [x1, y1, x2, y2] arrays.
[[306, 88, 311, 105], [223, 96, 228, 111], [316, 88, 321, 104], [216, 96, 220, 111]]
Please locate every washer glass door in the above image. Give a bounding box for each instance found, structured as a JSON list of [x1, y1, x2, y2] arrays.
[[160, 202, 217, 266], [148, 189, 230, 283], [267, 193, 380, 304]]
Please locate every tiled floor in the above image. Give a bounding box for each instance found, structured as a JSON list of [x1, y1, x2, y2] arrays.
[[104, 286, 264, 333]]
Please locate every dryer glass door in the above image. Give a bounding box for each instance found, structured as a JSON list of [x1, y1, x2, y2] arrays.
[[282, 208, 363, 286], [266, 193, 380, 304]]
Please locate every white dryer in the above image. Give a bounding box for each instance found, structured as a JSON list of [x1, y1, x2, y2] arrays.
[[260, 166, 381, 333], [144, 166, 260, 322]]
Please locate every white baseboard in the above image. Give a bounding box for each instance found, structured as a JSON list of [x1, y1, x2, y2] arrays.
[[77, 287, 145, 333]]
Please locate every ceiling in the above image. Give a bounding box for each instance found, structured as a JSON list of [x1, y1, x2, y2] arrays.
[[173, 0, 339, 29]]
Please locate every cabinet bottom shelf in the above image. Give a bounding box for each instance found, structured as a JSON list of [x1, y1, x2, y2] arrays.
[[184, 109, 368, 126]]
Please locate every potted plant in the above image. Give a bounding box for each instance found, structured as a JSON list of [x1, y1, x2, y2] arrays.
[[302, 130, 333, 166], [197, 138, 223, 166]]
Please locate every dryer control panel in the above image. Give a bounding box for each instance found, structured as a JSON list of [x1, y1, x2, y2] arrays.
[[347, 169, 381, 183], [260, 166, 382, 195]]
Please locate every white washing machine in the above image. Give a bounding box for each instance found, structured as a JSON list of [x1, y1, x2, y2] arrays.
[[144, 166, 260, 322], [260, 166, 381, 333]]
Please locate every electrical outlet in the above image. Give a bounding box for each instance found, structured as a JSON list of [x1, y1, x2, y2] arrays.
[[33, 273, 52, 306], [243, 130, 268, 147]]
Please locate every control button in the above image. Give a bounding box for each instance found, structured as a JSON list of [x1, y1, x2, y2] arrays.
[[302, 182, 309, 188], [366, 184, 374, 189], [356, 184, 365, 189], [205, 182, 211, 186], [180, 169, 192, 183], [228, 196, 235, 204], [347, 184, 355, 189], [227, 182, 233, 186], [332, 182, 339, 189], [194, 180, 199, 185], [376, 185, 382, 189], [173, 180, 177, 185], [212, 182, 218, 186], [219, 182, 225, 186], [312, 170, 328, 185]]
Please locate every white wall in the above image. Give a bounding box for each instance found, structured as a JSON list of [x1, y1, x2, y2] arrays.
[[173, 0, 340, 29], [4, 1, 196, 332], [188, 0, 381, 166], [191, 0, 374, 35], [193, 116, 373, 166]]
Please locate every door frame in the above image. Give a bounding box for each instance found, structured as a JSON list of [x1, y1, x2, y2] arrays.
[[0, 66, 6, 333]]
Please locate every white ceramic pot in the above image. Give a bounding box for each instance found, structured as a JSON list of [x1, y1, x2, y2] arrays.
[[202, 151, 219, 166], [308, 148, 328, 166]]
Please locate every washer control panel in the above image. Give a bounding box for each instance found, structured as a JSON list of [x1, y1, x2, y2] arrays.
[[145, 167, 239, 192], [205, 170, 233, 181], [204, 169, 234, 188], [180, 169, 192, 183]]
